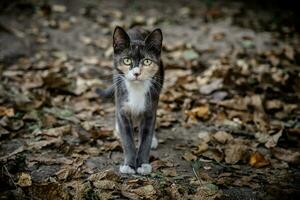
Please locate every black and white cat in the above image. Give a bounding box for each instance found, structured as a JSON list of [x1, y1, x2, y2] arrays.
[[98, 27, 164, 174]]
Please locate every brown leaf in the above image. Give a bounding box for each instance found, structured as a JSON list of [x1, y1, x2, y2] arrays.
[[28, 183, 69, 200], [121, 186, 140, 200], [88, 169, 120, 182], [186, 105, 210, 122], [218, 96, 249, 111], [17, 173, 32, 187], [198, 131, 211, 143], [192, 186, 221, 199], [192, 143, 209, 155], [132, 185, 156, 199], [202, 148, 224, 163], [199, 79, 223, 95], [249, 152, 269, 168], [224, 143, 247, 164], [0, 106, 14, 117], [35, 125, 71, 137], [265, 129, 282, 148], [271, 147, 300, 164], [93, 180, 119, 190], [213, 131, 233, 144], [170, 183, 185, 200], [29, 137, 63, 150], [91, 128, 113, 139], [182, 152, 197, 161], [104, 140, 122, 151], [161, 168, 178, 177], [56, 166, 75, 181], [151, 160, 167, 171], [265, 99, 283, 110], [284, 45, 294, 60]]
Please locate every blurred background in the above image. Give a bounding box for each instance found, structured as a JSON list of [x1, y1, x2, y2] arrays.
[[0, 0, 299, 199]]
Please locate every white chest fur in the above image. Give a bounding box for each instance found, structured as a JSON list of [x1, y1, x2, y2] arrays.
[[125, 80, 151, 115]]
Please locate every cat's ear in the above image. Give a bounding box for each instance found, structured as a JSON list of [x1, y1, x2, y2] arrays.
[[113, 26, 130, 53], [145, 28, 163, 55]]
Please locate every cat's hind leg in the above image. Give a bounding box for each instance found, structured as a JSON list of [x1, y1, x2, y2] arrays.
[[151, 134, 158, 149]]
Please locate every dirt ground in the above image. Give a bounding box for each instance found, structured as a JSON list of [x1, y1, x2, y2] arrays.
[[0, 0, 299, 199]]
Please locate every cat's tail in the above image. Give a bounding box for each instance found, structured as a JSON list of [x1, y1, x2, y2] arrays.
[[96, 86, 114, 99]]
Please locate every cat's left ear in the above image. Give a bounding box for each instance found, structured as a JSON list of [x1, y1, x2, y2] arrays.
[[145, 28, 163, 55], [113, 26, 130, 53]]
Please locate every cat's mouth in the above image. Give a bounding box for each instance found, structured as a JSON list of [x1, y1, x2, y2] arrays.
[[129, 76, 143, 82], [132, 78, 142, 82]]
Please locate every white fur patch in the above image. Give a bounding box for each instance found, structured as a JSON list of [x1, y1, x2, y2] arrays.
[[125, 80, 151, 115], [114, 121, 120, 138], [151, 135, 158, 149], [137, 164, 152, 175], [120, 165, 135, 174]]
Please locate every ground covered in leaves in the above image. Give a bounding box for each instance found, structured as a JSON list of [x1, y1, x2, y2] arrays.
[[0, 0, 300, 199]]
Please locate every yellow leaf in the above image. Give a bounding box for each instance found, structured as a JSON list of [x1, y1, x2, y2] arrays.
[[17, 173, 32, 187], [249, 152, 269, 168]]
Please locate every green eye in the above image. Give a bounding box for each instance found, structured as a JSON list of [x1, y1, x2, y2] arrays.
[[143, 59, 152, 66], [123, 58, 132, 65]]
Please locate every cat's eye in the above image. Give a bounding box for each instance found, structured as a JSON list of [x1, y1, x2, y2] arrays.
[[143, 59, 152, 66], [123, 58, 132, 65]]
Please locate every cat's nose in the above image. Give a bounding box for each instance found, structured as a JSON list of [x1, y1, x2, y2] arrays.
[[134, 72, 140, 77]]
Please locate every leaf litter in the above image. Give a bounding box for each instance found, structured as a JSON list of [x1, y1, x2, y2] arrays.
[[0, 0, 299, 199]]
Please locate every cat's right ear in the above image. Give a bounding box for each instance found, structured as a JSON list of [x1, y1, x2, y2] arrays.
[[113, 26, 130, 53]]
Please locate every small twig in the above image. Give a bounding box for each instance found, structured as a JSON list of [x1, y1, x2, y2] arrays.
[[192, 166, 216, 196], [192, 166, 202, 184], [3, 165, 17, 188]]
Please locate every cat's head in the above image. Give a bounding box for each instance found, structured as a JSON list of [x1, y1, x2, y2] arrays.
[[112, 26, 163, 82]]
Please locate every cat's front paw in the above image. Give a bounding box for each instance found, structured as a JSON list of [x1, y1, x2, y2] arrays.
[[119, 165, 135, 174], [137, 164, 152, 175]]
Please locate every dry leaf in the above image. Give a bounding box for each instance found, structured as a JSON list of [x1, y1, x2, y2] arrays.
[[29, 137, 63, 150], [151, 160, 168, 171], [170, 183, 185, 200], [104, 140, 121, 151], [199, 79, 223, 95], [186, 105, 210, 122], [202, 148, 224, 163], [192, 143, 209, 155], [213, 131, 233, 144], [88, 169, 120, 182], [132, 185, 156, 198], [0, 106, 14, 117], [93, 180, 119, 190], [198, 131, 211, 143], [249, 152, 269, 168], [182, 152, 197, 161], [17, 173, 32, 187], [224, 143, 247, 164], [161, 168, 178, 177], [37, 125, 71, 137], [271, 147, 300, 164], [265, 99, 283, 110], [265, 129, 282, 148]]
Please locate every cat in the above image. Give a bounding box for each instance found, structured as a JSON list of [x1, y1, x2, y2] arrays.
[[98, 26, 164, 174]]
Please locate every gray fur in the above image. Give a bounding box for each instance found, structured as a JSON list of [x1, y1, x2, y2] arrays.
[[111, 26, 164, 172]]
